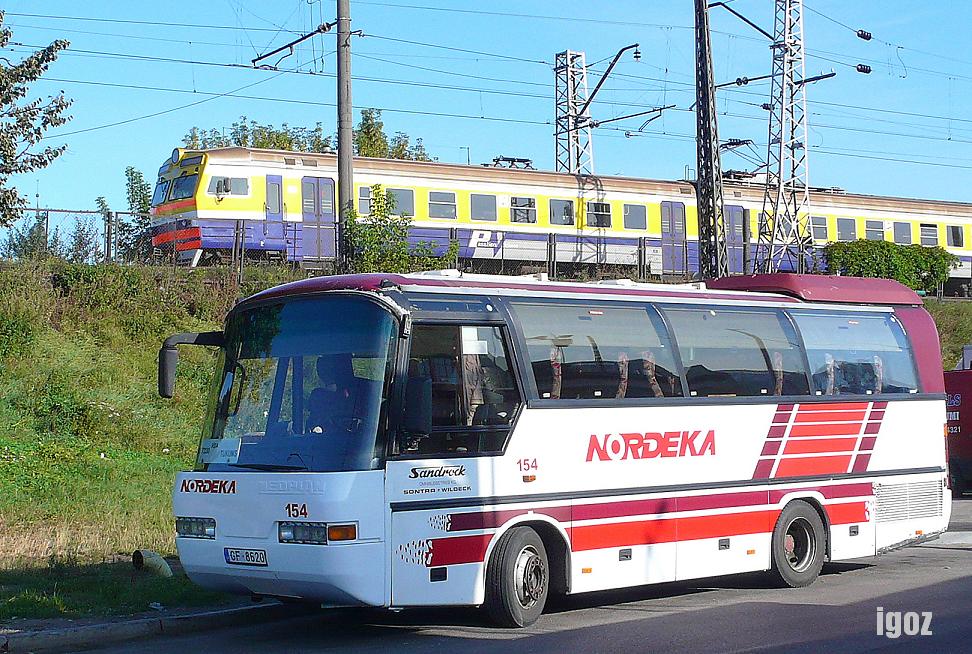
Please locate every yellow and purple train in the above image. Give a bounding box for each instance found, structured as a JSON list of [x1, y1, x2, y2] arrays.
[[151, 147, 972, 290]]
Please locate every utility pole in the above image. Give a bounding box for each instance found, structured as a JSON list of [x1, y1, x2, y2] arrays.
[[337, 0, 353, 273], [694, 0, 729, 280], [554, 51, 595, 175], [754, 0, 812, 274], [554, 45, 644, 176]]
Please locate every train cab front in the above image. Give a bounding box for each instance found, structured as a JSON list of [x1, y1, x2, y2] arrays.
[[150, 149, 203, 265], [169, 291, 403, 608]]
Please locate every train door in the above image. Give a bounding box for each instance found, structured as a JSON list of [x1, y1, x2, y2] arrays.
[[726, 205, 745, 274], [301, 177, 336, 261], [661, 201, 687, 276], [265, 175, 286, 256]]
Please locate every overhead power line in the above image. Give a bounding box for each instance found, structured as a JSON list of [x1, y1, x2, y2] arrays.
[[5, 11, 301, 34]]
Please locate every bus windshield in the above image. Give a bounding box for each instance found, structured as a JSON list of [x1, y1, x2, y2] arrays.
[[198, 295, 399, 473]]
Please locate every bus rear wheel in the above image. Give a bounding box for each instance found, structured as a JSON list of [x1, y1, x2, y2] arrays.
[[771, 500, 826, 588], [484, 526, 549, 628]]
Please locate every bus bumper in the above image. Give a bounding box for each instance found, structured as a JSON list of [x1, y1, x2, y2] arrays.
[[176, 537, 386, 607]]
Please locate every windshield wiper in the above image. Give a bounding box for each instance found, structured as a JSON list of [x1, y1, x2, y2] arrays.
[[226, 463, 308, 471]]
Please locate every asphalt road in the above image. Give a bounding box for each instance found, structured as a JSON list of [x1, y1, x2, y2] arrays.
[[85, 499, 972, 654]]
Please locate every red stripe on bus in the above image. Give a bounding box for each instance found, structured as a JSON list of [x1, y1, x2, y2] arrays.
[[851, 454, 872, 473], [789, 422, 863, 437], [783, 437, 859, 455], [428, 534, 492, 567], [825, 501, 869, 525], [796, 402, 870, 411], [775, 455, 853, 477], [571, 509, 778, 551], [447, 507, 570, 532], [793, 411, 867, 423], [768, 482, 873, 502]]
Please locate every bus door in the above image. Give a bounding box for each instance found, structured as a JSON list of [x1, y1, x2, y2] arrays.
[[661, 201, 687, 276], [387, 320, 521, 607], [726, 205, 745, 274], [265, 175, 285, 253], [300, 177, 336, 261]]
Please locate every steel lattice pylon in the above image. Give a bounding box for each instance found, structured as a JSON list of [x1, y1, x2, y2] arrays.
[[554, 50, 594, 175], [754, 0, 812, 274], [695, 0, 729, 280]]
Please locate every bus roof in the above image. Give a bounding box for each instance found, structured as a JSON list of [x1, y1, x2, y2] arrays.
[[707, 274, 923, 306], [243, 271, 922, 308]]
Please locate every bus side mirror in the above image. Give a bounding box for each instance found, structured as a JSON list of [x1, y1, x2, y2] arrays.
[[159, 346, 179, 398], [157, 331, 224, 399], [402, 376, 432, 436]]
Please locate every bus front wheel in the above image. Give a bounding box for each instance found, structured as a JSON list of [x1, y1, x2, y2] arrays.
[[484, 526, 549, 627], [771, 500, 826, 588]]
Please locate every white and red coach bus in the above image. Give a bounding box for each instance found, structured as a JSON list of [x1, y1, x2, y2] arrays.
[[159, 271, 949, 627]]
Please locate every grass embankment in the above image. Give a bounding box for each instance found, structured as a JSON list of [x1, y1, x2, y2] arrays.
[[0, 262, 300, 620], [924, 300, 972, 369]]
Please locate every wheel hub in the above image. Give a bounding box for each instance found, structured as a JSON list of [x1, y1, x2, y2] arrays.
[[783, 517, 815, 573], [513, 545, 546, 609]]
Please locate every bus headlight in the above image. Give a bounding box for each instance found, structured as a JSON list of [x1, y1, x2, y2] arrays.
[[277, 522, 358, 544], [279, 521, 328, 544], [176, 517, 216, 539]]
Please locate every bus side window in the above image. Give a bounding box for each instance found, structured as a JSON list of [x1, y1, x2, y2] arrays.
[[403, 324, 521, 455], [790, 312, 919, 395], [661, 306, 810, 398], [510, 302, 682, 400]]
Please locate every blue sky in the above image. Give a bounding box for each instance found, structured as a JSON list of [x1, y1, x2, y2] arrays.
[[6, 0, 972, 213]]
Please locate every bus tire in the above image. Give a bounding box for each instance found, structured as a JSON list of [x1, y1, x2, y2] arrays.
[[484, 526, 549, 628], [770, 500, 826, 588]]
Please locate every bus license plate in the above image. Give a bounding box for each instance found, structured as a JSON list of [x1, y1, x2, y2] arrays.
[[224, 548, 268, 567]]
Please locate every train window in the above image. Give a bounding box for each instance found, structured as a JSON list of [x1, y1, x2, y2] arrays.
[[207, 177, 249, 196], [662, 306, 809, 398], [549, 199, 574, 226], [511, 197, 537, 223], [837, 218, 856, 242], [151, 179, 170, 207], [302, 180, 317, 214], [402, 324, 520, 456], [511, 302, 683, 400], [865, 220, 884, 241], [169, 174, 199, 201], [471, 194, 497, 221], [320, 182, 334, 215], [429, 191, 457, 219], [358, 187, 371, 215], [811, 216, 828, 241], [893, 222, 911, 244], [948, 225, 964, 248], [790, 311, 918, 395], [623, 204, 647, 230], [920, 224, 938, 246], [586, 202, 612, 228], [267, 182, 282, 215], [388, 188, 414, 217]]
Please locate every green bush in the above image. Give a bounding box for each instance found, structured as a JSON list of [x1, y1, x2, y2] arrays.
[[823, 239, 958, 293]]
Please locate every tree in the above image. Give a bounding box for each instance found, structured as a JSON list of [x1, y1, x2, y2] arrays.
[[66, 215, 102, 263], [1, 211, 65, 260], [354, 109, 388, 158], [823, 239, 958, 294], [347, 183, 458, 273], [0, 12, 72, 226], [116, 167, 153, 263], [183, 116, 333, 153]]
